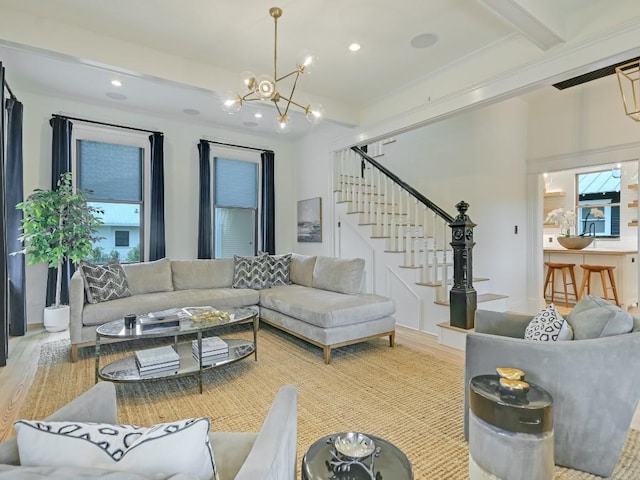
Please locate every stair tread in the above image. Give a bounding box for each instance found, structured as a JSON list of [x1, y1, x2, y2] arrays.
[[433, 293, 509, 306], [416, 281, 443, 287], [437, 322, 474, 333]]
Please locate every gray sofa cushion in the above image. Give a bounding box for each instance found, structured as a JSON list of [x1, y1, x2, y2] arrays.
[[172, 259, 234, 290], [259, 284, 395, 328], [566, 295, 633, 339], [123, 258, 174, 295], [312, 256, 364, 295], [81, 289, 259, 326], [290, 254, 316, 287]]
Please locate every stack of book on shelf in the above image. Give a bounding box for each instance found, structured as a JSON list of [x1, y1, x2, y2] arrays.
[[135, 345, 180, 377], [193, 336, 229, 366]]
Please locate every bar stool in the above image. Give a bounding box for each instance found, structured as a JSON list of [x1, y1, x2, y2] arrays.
[[578, 264, 620, 306], [543, 262, 578, 306]]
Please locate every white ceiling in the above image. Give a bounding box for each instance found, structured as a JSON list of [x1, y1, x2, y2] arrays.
[[0, 0, 639, 139]]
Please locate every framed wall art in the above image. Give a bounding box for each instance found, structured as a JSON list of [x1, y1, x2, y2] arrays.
[[297, 197, 322, 242]]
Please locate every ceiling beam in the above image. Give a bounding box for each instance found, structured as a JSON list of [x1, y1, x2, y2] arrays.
[[477, 0, 566, 50]]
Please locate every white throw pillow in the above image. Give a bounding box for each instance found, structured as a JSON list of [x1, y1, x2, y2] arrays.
[[524, 304, 573, 341], [14, 417, 217, 480]]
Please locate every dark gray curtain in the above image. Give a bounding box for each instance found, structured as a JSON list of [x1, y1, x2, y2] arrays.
[[1, 64, 8, 365], [148, 133, 165, 261], [261, 150, 275, 254], [46, 117, 73, 306], [6, 98, 25, 336], [197, 140, 212, 259]]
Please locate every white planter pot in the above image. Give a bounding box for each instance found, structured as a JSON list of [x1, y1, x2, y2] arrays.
[[44, 305, 70, 332]]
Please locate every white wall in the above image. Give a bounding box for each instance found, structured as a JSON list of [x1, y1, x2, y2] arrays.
[[526, 75, 640, 172], [290, 123, 354, 257], [15, 88, 297, 324]]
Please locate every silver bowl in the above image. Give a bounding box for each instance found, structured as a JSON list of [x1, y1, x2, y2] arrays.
[[334, 432, 376, 459]]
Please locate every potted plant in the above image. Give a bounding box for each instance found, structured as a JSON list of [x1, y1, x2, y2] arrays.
[[545, 208, 593, 250], [15, 172, 103, 332]]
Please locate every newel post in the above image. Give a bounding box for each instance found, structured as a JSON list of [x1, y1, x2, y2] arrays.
[[449, 200, 477, 329]]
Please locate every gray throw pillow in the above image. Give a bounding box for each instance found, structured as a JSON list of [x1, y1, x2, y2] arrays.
[[524, 304, 573, 341], [79, 258, 132, 304], [290, 254, 316, 287], [122, 258, 174, 295], [312, 256, 365, 295], [232, 254, 268, 290], [566, 295, 634, 339], [266, 253, 292, 287]]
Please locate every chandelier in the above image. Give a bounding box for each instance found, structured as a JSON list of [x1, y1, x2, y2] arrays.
[[616, 59, 640, 122], [221, 6, 324, 133]]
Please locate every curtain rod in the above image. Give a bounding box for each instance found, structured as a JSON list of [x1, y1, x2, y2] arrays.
[[52, 114, 162, 135], [201, 139, 273, 154]]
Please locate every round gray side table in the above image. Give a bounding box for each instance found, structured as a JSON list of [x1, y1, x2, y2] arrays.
[[468, 374, 554, 480], [301, 433, 413, 480]]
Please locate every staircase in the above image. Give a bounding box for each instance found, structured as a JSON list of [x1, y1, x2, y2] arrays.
[[333, 147, 508, 350]]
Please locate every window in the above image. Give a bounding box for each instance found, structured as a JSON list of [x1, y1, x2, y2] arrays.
[[72, 124, 150, 263], [115, 230, 130, 247], [213, 157, 259, 258], [576, 169, 620, 238]]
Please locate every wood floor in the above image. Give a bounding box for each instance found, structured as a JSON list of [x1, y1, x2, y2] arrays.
[[0, 323, 637, 444]]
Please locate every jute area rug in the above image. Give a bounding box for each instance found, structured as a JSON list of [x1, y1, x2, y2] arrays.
[[21, 325, 640, 479]]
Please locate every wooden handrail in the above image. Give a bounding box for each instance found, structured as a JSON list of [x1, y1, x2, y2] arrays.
[[351, 146, 454, 223]]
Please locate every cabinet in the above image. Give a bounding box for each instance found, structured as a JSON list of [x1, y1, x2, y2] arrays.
[[543, 249, 638, 308]]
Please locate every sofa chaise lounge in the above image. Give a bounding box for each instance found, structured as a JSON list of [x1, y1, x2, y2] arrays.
[[70, 254, 396, 364]]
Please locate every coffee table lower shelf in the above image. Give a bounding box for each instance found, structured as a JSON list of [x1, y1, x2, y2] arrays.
[[97, 339, 255, 392]]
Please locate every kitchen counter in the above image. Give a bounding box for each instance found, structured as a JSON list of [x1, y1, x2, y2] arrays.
[[543, 249, 638, 307], [543, 248, 637, 255]]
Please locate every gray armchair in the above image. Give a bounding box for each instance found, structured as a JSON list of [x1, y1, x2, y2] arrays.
[[464, 309, 640, 477], [0, 382, 298, 479]]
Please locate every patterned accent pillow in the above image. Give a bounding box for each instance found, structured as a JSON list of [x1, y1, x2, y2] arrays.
[[232, 253, 268, 290], [266, 253, 292, 287], [14, 418, 217, 480], [524, 304, 573, 342], [79, 258, 132, 304]]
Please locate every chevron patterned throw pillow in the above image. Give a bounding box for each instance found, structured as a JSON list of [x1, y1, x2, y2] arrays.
[[79, 258, 132, 304], [232, 254, 268, 290], [266, 253, 292, 287]]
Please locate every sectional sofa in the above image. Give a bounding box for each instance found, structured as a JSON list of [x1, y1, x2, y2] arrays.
[[69, 254, 396, 364]]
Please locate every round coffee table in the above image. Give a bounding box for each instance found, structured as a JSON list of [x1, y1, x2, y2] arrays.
[[301, 432, 413, 480]]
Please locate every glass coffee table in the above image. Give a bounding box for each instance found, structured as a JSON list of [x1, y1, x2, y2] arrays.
[[302, 432, 413, 479], [95, 306, 258, 393]]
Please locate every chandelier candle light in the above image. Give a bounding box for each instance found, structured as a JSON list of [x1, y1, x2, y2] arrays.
[[222, 6, 324, 133]]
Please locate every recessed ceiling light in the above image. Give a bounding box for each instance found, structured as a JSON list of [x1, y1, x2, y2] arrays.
[[106, 92, 127, 100], [254, 113, 263, 119], [349, 43, 361, 52], [183, 108, 200, 115], [110, 80, 122, 87], [410, 33, 438, 49]]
